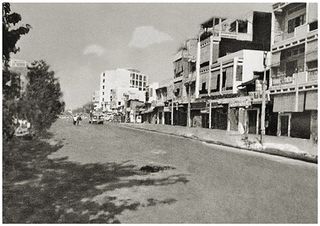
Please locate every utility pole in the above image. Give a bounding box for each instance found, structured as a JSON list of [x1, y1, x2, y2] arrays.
[[260, 51, 267, 142], [171, 100, 174, 125], [187, 83, 191, 127]]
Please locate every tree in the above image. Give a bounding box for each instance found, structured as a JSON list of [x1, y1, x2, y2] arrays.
[[2, 2, 31, 66], [2, 2, 31, 140], [20, 60, 65, 134]]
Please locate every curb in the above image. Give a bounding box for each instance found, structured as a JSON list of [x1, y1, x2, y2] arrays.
[[119, 124, 317, 164]]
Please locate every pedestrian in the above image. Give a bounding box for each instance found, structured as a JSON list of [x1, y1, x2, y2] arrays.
[[73, 114, 78, 125], [76, 114, 82, 125]]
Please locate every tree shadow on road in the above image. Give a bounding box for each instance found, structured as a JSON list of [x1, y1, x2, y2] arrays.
[[3, 138, 189, 223]]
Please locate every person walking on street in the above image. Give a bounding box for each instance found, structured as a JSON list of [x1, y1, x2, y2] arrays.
[[73, 114, 78, 125], [76, 114, 82, 125]]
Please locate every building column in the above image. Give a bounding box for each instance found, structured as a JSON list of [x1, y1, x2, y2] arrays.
[[187, 84, 191, 127], [219, 62, 223, 95], [162, 110, 165, 125], [171, 101, 174, 125], [156, 111, 160, 124], [209, 102, 212, 129], [277, 113, 281, 136], [227, 104, 230, 131], [310, 110, 318, 143], [195, 38, 201, 98], [208, 36, 213, 95]]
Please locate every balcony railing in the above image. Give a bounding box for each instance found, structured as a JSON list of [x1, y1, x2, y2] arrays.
[[271, 71, 318, 87], [273, 24, 309, 45], [308, 69, 318, 82]]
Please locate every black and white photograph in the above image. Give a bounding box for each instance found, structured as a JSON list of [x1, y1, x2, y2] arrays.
[[2, 1, 318, 223]]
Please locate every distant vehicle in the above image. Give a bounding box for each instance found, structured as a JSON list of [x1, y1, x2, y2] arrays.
[[104, 113, 114, 122], [89, 112, 104, 124]]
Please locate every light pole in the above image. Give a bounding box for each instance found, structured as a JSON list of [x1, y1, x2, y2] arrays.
[[260, 51, 267, 142]]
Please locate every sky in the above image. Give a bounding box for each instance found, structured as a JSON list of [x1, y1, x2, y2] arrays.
[[11, 2, 272, 109]]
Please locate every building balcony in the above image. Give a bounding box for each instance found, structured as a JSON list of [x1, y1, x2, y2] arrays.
[[270, 70, 318, 90], [272, 25, 317, 52]]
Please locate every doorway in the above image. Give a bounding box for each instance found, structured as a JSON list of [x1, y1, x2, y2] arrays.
[[278, 113, 291, 136], [247, 109, 259, 134]]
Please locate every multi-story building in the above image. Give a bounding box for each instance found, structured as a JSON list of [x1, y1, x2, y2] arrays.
[[142, 82, 159, 123], [91, 90, 100, 110], [207, 49, 270, 134], [193, 10, 272, 128], [172, 38, 197, 126], [152, 78, 174, 125], [269, 2, 318, 141], [99, 68, 148, 111]]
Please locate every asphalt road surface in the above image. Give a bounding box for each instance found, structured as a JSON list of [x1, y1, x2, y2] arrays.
[[49, 119, 317, 223]]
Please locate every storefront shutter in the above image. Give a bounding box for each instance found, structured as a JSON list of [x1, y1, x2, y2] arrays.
[[306, 39, 318, 63], [305, 90, 318, 110], [273, 92, 305, 112]]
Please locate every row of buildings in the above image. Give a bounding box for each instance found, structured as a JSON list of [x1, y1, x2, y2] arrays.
[[94, 2, 318, 142], [92, 68, 149, 122]]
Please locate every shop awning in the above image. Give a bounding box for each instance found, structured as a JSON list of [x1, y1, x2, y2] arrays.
[[142, 107, 155, 114], [305, 90, 318, 110], [191, 102, 207, 110], [273, 92, 305, 112]]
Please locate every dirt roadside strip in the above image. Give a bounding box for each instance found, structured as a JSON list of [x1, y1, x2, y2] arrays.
[[118, 124, 317, 164]]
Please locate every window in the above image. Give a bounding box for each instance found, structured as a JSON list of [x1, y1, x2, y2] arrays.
[[202, 82, 206, 91], [307, 60, 317, 70], [299, 46, 305, 54], [139, 87, 142, 91], [102, 98, 104, 102], [139, 81, 142, 86], [102, 92, 104, 95], [216, 74, 220, 90], [136, 74, 139, 79], [103, 73, 105, 77], [118, 101, 121, 105], [102, 85, 105, 89], [288, 14, 305, 33], [143, 82, 146, 87], [136, 81, 139, 85], [309, 21, 318, 31], [103, 79, 105, 83], [286, 60, 298, 76], [143, 76, 146, 81], [222, 70, 227, 88], [236, 65, 243, 81], [139, 75, 142, 80]]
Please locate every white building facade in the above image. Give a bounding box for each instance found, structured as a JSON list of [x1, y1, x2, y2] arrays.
[[99, 68, 148, 111]]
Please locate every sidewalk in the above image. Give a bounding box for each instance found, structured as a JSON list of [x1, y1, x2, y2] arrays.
[[120, 123, 318, 163]]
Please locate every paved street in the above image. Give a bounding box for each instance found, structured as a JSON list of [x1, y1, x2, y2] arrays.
[[48, 119, 317, 223]]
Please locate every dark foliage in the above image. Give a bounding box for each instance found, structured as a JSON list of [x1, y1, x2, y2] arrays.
[[2, 2, 31, 140], [19, 60, 65, 134]]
